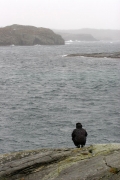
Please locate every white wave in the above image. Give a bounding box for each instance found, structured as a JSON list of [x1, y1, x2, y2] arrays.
[[34, 44, 41, 46], [62, 54, 68, 57], [75, 40, 81, 42], [65, 42, 71, 45], [65, 40, 98, 44], [65, 40, 73, 43], [100, 40, 113, 44], [80, 56, 85, 58]]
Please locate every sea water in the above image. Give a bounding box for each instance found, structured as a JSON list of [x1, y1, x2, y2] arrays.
[[0, 41, 120, 153]]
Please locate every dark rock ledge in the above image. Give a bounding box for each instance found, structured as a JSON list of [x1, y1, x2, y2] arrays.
[[0, 144, 120, 180], [66, 52, 120, 59]]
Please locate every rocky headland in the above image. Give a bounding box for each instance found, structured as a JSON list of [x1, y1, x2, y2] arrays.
[[66, 52, 120, 59], [60, 33, 97, 41], [54, 29, 120, 41], [0, 24, 65, 46], [0, 143, 120, 180]]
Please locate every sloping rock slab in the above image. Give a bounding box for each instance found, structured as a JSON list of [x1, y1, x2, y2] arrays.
[[0, 144, 120, 180]]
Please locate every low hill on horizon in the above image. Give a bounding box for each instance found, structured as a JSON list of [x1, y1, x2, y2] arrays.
[[55, 33, 98, 41], [54, 28, 120, 41]]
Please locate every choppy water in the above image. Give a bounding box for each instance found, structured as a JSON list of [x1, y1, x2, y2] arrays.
[[0, 41, 120, 154]]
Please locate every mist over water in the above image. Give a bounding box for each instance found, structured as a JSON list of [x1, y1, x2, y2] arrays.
[[0, 41, 120, 153]]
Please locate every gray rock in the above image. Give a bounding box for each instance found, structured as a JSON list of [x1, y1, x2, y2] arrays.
[[66, 52, 120, 58], [0, 144, 120, 180], [0, 24, 65, 46]]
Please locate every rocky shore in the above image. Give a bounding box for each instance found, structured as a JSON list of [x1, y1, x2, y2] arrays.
[[0, 24, 64, 46], [66, 52, 120, 59], [0, 143, 120, 180]]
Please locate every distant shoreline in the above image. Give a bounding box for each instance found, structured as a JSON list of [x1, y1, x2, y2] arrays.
[[66, 52, 120, 58]]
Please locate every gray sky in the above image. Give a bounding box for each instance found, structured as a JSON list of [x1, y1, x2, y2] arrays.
[[0, 0, 120, 29]]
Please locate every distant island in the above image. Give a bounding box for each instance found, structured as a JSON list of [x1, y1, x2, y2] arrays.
[[0, 24, 65, 46], [56, 33, 97, 41], [54, 29, 120, 41]]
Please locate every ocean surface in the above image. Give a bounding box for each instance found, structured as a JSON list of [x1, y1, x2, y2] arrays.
[[0, 41, 120, 154]]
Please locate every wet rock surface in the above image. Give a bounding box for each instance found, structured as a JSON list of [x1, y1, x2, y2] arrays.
[[66, 52, 120, 59], [0, 144, 120, 180]]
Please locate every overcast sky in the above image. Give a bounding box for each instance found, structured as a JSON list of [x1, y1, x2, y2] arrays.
[[0, 0, 120, 29]]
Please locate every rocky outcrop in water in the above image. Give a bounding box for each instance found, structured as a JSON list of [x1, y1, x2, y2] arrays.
[[66, 52, 120, 58], [0, 24, 65, 46], [0, 144, 120, 180]]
